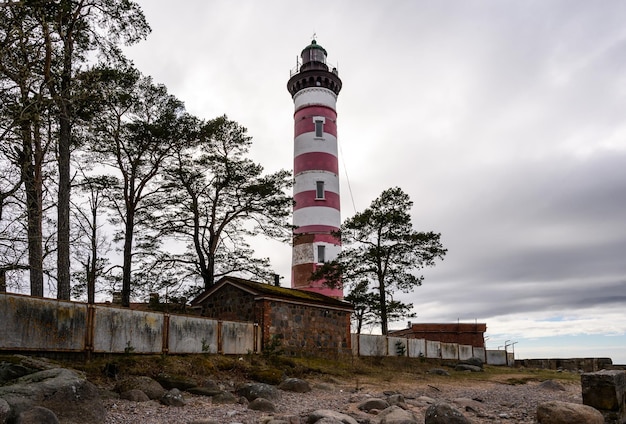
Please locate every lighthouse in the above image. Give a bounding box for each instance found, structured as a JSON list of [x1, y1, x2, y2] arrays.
[[287, 40, 343, 298]]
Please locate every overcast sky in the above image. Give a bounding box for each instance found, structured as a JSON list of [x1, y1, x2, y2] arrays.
[[124, 0, 626, 363]]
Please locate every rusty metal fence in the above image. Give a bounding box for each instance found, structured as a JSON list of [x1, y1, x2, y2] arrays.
[[0, 293, 259, 355]]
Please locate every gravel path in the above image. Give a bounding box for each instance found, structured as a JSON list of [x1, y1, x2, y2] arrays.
[[103, 377, 582, 423]]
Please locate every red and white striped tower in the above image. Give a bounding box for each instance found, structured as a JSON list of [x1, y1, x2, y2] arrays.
[[287, 39, 343, 298]]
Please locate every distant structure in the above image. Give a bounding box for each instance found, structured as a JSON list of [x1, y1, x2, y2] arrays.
[[389, 322, 488, 348], [287, 40, 343, 298], [191, 276, 352, 355]]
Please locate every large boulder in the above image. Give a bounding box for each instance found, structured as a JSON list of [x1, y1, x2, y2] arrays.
[[0, 362, 35, 385], [114, 376, 166, 400], [425, 402, 471, 424], [536, 400, 604, 424], [0, 367, 105, 424], [0, 398, 10, 423], [581, 369, 626, 423]]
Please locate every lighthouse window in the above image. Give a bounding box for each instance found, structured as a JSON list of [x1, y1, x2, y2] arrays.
[[314, 120, 324, 137], [317, 245, 326, 263], [315, 181, 325, 199], [312, 116, 326, 139]]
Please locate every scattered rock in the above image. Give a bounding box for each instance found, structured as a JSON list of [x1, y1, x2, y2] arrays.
[[425, 402, 471, 424], [307, 409, 359, 424], [452, 397, 484, 412], [387, 393, 405, 406], [455, 364, 483, 372], [211, 391, 238, 404], [236, 382, 279, 401], [279, 377, 312, 393], [357, 397, 390, 412], [114, 376, 166, 400], [459, 357, 484, 369], [428, 369, 450, 376], [186, 386, 223, 396], [156, 373, 198, 390], [248, 397, 277, 412], [161, 388, 186, 407], [15, 406, 59, 424], [377, 405, 421, 423], [120, 389, 150, 402], [539, 380, 566, 391], [536, 400, 604, 424]]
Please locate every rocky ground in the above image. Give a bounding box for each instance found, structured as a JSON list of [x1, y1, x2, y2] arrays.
[[1, 354, 590, 424], [103, 373, 583, 423]]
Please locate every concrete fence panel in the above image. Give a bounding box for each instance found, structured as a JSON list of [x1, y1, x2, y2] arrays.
[[0, 294, 86, 351], [459, 344, 473, 360], [486, 350, 507, 365], [426, 340, 441, 358], [408, 338, 426, 358], [351, 334, 359, 356], [92, 307, 163, 353], [168, 315, 218, 354], [388, 337, 408, 357], [359, 334, 387, 356], [222, 321, 256, 355], [473, 347, 486, 362], [441, 342, 458, 360]]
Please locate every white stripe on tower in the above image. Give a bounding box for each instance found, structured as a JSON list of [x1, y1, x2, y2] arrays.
[[287, 40, 343, 298]]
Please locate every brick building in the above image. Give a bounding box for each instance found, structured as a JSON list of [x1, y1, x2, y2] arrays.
[[190, 276, 353, 355], [389, 322, 487, 348]]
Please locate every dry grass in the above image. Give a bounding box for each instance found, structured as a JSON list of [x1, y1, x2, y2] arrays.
[[60, 353, 580, 390]]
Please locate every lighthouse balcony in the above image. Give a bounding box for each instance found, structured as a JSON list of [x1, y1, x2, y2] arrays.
[[288, 68, 342, 97], [290, 60, 338, 77]]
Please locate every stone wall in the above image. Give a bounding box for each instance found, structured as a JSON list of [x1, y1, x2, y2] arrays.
[[265, 300, 350, 355], [197, 284, 257, 322], [515, 358, 613, 372]]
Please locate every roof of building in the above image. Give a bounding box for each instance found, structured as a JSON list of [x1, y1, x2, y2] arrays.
[[301, 39, 327, 56], [389, 322, 487, 336], [190, 276, 353, 310]]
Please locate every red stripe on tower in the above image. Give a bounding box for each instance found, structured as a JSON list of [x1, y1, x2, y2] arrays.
[[287, 39, 343, 299]]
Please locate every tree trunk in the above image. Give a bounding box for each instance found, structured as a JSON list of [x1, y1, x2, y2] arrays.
[[121, 210, 134, 307], [87, 202, 97, 304], [204, 254, 215, 290], [56, 109, 71, 299], [0, 269, 6, 293], [55, 30, 73, 300], [378, 283, 388, 336], [21, 120, 44, 297]]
